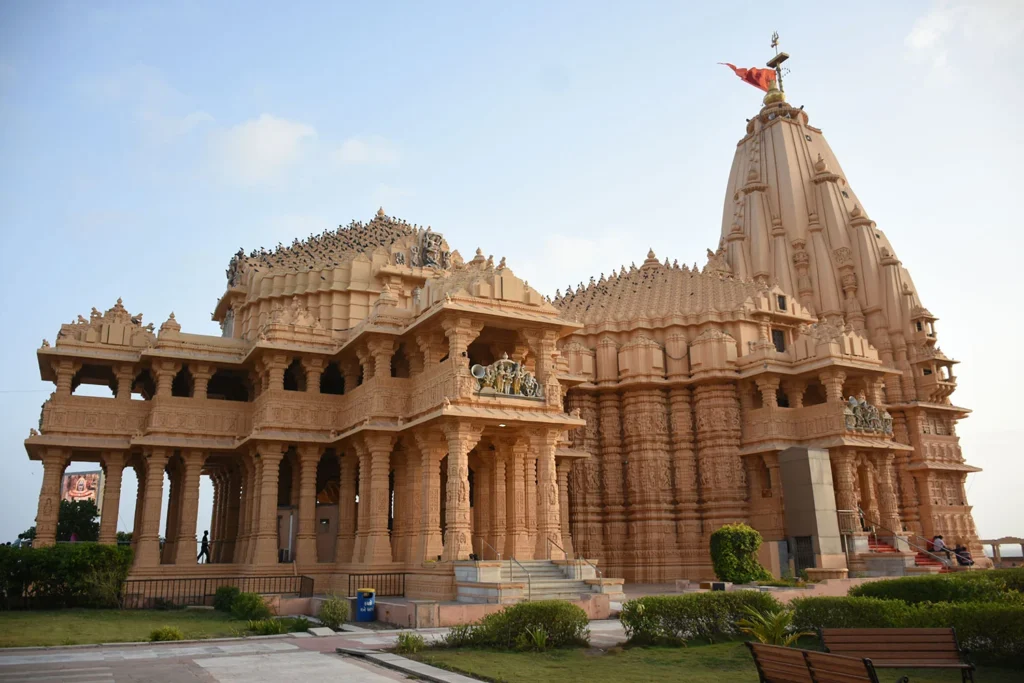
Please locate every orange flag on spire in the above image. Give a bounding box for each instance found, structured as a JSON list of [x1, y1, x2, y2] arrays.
[[719, 63, 776, 92]]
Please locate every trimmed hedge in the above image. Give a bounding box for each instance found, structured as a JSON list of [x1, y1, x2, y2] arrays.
[[0, 543, 133, 609], [213, 586, 240, 613], [849, 571, 1024, 605], [620, 591, 782, 644], [231, 592, 272, 620], [439, 600, 590, 649], [792, 596, 1024, 663], [710, 523, 772, 584]]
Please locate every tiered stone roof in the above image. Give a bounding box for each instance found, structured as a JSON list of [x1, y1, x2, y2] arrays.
[[551, 249, 760, 324], [227, 208, 430, 282]]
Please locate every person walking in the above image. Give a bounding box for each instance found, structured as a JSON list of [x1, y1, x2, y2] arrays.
[[197, 530, 210, 564]]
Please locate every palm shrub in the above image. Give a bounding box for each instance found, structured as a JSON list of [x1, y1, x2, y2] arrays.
[[710, 523, 772, 583], [317, 594, 350, 630], [736, 606, 814, 647]]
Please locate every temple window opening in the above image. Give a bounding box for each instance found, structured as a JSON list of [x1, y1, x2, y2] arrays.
[[320, 362, 345, 394], [283, 358, 306, 391]]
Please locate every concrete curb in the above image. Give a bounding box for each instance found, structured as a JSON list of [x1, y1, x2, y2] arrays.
[[337, 648, 479, 683]]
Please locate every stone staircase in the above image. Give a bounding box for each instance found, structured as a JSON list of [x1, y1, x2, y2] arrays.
[[500, 560, 591, 601], [867, 535, 951, 573]]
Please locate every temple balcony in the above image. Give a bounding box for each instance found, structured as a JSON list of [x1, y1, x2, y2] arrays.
[[742, 400, 895, 447], [144, 396, 251, 439], [918, 372, 957, 403], [38, 394, 150, 440]]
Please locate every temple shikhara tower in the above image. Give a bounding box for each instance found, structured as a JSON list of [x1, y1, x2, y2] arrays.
[[24, 49, 987, 602]]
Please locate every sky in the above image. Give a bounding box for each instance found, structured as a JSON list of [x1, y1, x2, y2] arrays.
[[1, 1, 1022, 546]]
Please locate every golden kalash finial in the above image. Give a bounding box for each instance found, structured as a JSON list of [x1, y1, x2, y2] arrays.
[[764, 31, 789, 105]]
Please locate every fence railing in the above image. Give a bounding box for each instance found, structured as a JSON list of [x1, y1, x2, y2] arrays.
[[348, 573, 406, 597], [122, 575, 314, 609]]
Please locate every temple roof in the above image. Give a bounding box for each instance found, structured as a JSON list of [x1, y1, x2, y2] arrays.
[[551, 249, 761, 325], [227, 208, 446, 282]]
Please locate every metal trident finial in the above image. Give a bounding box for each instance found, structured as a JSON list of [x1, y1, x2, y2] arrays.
[[771, 31, 780, 52]]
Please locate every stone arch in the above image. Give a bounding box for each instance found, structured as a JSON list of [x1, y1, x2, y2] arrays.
[[283, 358, 306, 391], [320, 362, 345, 395]]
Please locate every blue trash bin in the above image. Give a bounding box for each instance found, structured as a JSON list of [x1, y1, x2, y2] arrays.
[[356, 588, 376, 622]]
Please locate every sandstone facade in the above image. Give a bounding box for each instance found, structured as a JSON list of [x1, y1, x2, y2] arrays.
[[24, 94, 985, 595]]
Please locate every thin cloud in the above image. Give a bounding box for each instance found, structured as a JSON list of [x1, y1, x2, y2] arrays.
[[906, 1, 1024, 68], [210, 114, 317, 187], [337, 135, 400, 166]]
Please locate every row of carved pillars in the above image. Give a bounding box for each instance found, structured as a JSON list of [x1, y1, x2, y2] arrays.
[[829, 448, 903, 536], [566, 383, 751, 583]]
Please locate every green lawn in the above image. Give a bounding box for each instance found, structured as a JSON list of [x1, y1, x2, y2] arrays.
[[0, 609, 243, 648], [414, 642, 1021, 683]]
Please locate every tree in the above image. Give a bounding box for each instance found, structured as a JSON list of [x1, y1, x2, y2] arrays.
[[116, 531, 132, 544], [710, 523, 772, 583], [57, 499, 99, 542], [18, 526, 36, 541]]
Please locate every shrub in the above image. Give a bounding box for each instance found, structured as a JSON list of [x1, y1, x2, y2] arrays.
[[150, 626, 185, 642], [849, 573, 1023, 605], [792, 596, 913, 630], [231, 592, 272, 620], [213, 585, 240, 613], [620, 591, 782, 644], [710, 523, 772, 584], [0, 543, 133, 609], [152, 597, 183, 610], [247, 618, 287, 635], [317, 595, 350, 630], [396, 631, 426, 654], [436, 601, 589, 650], [792, 596, 1024, 664], [288, 617, 311, 632], [476, 600, 589, 649]]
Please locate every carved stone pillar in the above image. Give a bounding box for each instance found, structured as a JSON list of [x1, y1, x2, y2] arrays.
[[401, 445, 423, 564], [694, 383, 747, 542], [441, 318, 483, 368], [567, 390, 603, 560], [782, 379, 806, 409], [98, 451, 125, 545], [303, 357, 324, 395], [415, 432, 447, 563], [136, 449, 169, 567], [668, 386, 700, 575], [192, 364, 213, 400], [858, 455, 881, 530], [52, 360, 79, 395], [763, 452, 785, 540], [622, 387, 676, 581], [503, 437, 531, 559], [341, 359, 360, 392], [873, 452, 903, 535], [253, 443, 284, 566], [532, 429, 564, 559], [391, 450, 408, 563], [473, 458, 491, 558], [490, 452, 507, 559], [208, 471, 223, 562], [351, 442, 370, 563], [356, 347, 374, 382], [368, 338, 396, 380], [295, 444, 320, 564], [831, 450, 858, 513], [235, 456, 255, 564], [818, 370, 847, 403], [755, 376, 781, 409], [556, 458, 574, 559], [598, 391, 626, 576], [115, 365, 135, 400], [336, 451, 357, 564], [223, 466, 241, 563], [442, 422, 482, 561], [33, 448, 69, 547], [153, 360, 178, 398], [174, 451, 206, 565], [162, 460, 183, 563], [361, 433, 395, 565]]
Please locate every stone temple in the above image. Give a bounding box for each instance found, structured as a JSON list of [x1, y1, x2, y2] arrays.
[[25, 81, 986, 602]]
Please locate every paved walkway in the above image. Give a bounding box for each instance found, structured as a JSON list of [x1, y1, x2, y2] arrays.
[[0, 620, 631, 682]]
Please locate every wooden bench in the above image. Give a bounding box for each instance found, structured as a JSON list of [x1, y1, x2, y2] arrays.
[[746, 642, 907, 683], [820, 628, 974, 682]]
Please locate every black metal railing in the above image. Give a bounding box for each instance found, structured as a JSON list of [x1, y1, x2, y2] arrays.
[[348, 573, 405, 597], [122, 575, 314, 609]]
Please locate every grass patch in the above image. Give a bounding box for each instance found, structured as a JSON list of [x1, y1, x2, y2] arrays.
[[0, 609, 242, 648], [413, 641, 1022, 683]]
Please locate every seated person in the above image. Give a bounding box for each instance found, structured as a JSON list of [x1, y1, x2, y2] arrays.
[[954, 544, 974, 566]]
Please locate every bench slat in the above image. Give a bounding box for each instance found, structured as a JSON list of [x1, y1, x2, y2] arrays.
[[820, 627, 971, 674]]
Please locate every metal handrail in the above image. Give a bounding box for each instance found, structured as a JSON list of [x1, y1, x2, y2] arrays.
[[546, 537, 576, 579], [479, 538, 502, 561], [546, 537, 602, 580], [857, 507, 960, 568], [509, 556, 531, 601]]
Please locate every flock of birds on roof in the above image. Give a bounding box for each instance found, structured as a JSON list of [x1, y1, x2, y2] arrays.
[[233, 212, 421, 276]]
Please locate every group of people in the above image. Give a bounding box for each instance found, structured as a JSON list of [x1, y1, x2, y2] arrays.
[[928, 535, 974, 566]]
